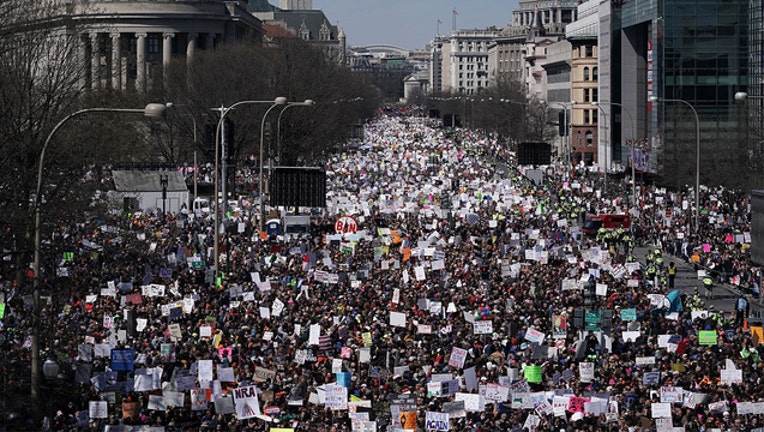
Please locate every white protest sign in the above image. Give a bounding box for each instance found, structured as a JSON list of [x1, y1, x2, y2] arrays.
[[425, 411, 449, 431], [448, 347, 468, 369], [390, 311, 406, 328], [232, 385, 262, 419]]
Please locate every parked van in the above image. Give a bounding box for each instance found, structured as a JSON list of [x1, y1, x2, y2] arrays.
[[581, 214, 631, 236]]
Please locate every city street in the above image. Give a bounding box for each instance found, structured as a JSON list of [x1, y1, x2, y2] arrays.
[[634, 246, 763, 324]]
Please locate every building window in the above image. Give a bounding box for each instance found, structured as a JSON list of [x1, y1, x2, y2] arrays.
[[592, 67, 598, 80], [584, 89, 590, 103], [319, 22, 331, 41], [585, 131, 593, 146], [583, 67, 590, 81], [584, 109, 590, 124], [586, 46, 593, 57], [592, 88, 598, 102]]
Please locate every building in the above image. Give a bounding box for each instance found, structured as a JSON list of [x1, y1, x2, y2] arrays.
[[66, 0, 263, 93], [430, 37, 446, 94], [541, 39, 574, 160], [435, 30, 501, 95], [603, 0, 748, 182], [487, 27, 528, 88], [250, 0, 346, 64], [568, 35, 599, 166], [111, 170, 189, 214], [565, 0, 600, 167]]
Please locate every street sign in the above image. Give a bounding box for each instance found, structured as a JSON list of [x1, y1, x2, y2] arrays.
[[335, 216, 358, 234]]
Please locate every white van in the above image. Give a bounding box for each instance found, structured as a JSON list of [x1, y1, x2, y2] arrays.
[[192, 198, 211, 214]]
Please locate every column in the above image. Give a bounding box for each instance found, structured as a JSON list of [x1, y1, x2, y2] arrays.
[[186, 32, 197, 65], [162, 32, 174, 86], [136, 32, 147, 92], [162, 32, 174, 66], [79, 34, 89, 90], [111, 32, 121, 90], [90, 33, 100, 90], [556, 8, 562, 24]]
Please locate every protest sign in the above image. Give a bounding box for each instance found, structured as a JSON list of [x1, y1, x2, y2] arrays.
[[233, 385, 262, 419], [425, 411, 449, 431], [448, 347, 468, 369]]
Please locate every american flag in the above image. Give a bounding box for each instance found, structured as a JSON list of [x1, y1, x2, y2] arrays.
[[319, 335, 332, 352], [465, 213, 480, 225]]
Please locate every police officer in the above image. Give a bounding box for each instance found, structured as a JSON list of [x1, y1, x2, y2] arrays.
[[667, 262, 677, 289], [703, 275, 714, 299]]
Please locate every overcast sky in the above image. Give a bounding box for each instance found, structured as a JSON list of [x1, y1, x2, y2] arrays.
[[314, 0, 520, 51]]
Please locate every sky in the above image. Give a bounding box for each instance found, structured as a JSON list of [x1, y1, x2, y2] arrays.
[[314, 0, 520, 51]]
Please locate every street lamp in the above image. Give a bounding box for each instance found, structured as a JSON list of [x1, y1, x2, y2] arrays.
[[591, 102, 610, 194], [32, 103, 167, 409], [259, 98, 289, 233], [649, 95, 700, 231], [276, 99, 315, 165], [593, 101, 637, 201], [211, 97, 287, 284], [159, 174, 169, 214], [550, 101, 577, 176]]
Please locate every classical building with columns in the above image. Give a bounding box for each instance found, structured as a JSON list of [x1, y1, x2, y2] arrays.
[[66, 0, 263, 92]]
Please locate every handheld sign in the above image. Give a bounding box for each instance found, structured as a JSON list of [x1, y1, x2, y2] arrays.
[[335, 216, 359, 234]]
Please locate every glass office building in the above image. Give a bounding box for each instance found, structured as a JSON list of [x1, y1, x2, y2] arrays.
[[603, 0, 749, 186]]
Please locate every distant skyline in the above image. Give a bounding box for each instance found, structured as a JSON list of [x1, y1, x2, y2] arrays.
[[314, 0, 520, 51]]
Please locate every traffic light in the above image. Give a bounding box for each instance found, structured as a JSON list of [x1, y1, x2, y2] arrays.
[[222, 117, 235, 163], [583, 279, 596, 307]]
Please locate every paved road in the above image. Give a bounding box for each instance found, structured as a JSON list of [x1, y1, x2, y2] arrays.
[[633, 245, 763, 323]]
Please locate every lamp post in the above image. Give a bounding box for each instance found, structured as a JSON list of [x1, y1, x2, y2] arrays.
[[259, 98, 289, 233], [211, 97, 286, 284], [42, 357, 59, 428], [591, 102, 609, 194], [31, 103, 167, 409], [649, 95, 700, 231], [276, 99, 315, 166], [593, 101, 637, 201], [159, 174, 169, 214], [551, 101, 577, 177]]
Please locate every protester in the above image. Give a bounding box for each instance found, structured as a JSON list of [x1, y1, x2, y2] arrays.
[[1, 107, 761, 432]]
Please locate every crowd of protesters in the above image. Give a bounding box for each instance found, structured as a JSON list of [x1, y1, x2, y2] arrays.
[[1, 107, 762, 432]]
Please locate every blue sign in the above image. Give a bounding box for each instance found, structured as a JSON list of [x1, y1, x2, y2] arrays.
[[336, 372, 352, 388], [110, 349, 134, 372], [266, 219, 281, 235]]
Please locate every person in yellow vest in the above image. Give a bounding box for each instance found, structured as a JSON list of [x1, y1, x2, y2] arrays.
[[703, 276, 714, 300], [667, 262, 677, 289]]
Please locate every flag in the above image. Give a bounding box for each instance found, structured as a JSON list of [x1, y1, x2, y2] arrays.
[[437, 19, 443, 24], [319, 335, 332, 352], [453, 9, 458, 16]]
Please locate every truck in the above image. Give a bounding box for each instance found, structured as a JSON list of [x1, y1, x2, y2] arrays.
[[265, 214, 312, 239], [581, 214, 631, 236]]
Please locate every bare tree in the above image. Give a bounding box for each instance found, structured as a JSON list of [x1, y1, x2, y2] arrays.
[[159, 38, 378, 168]]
